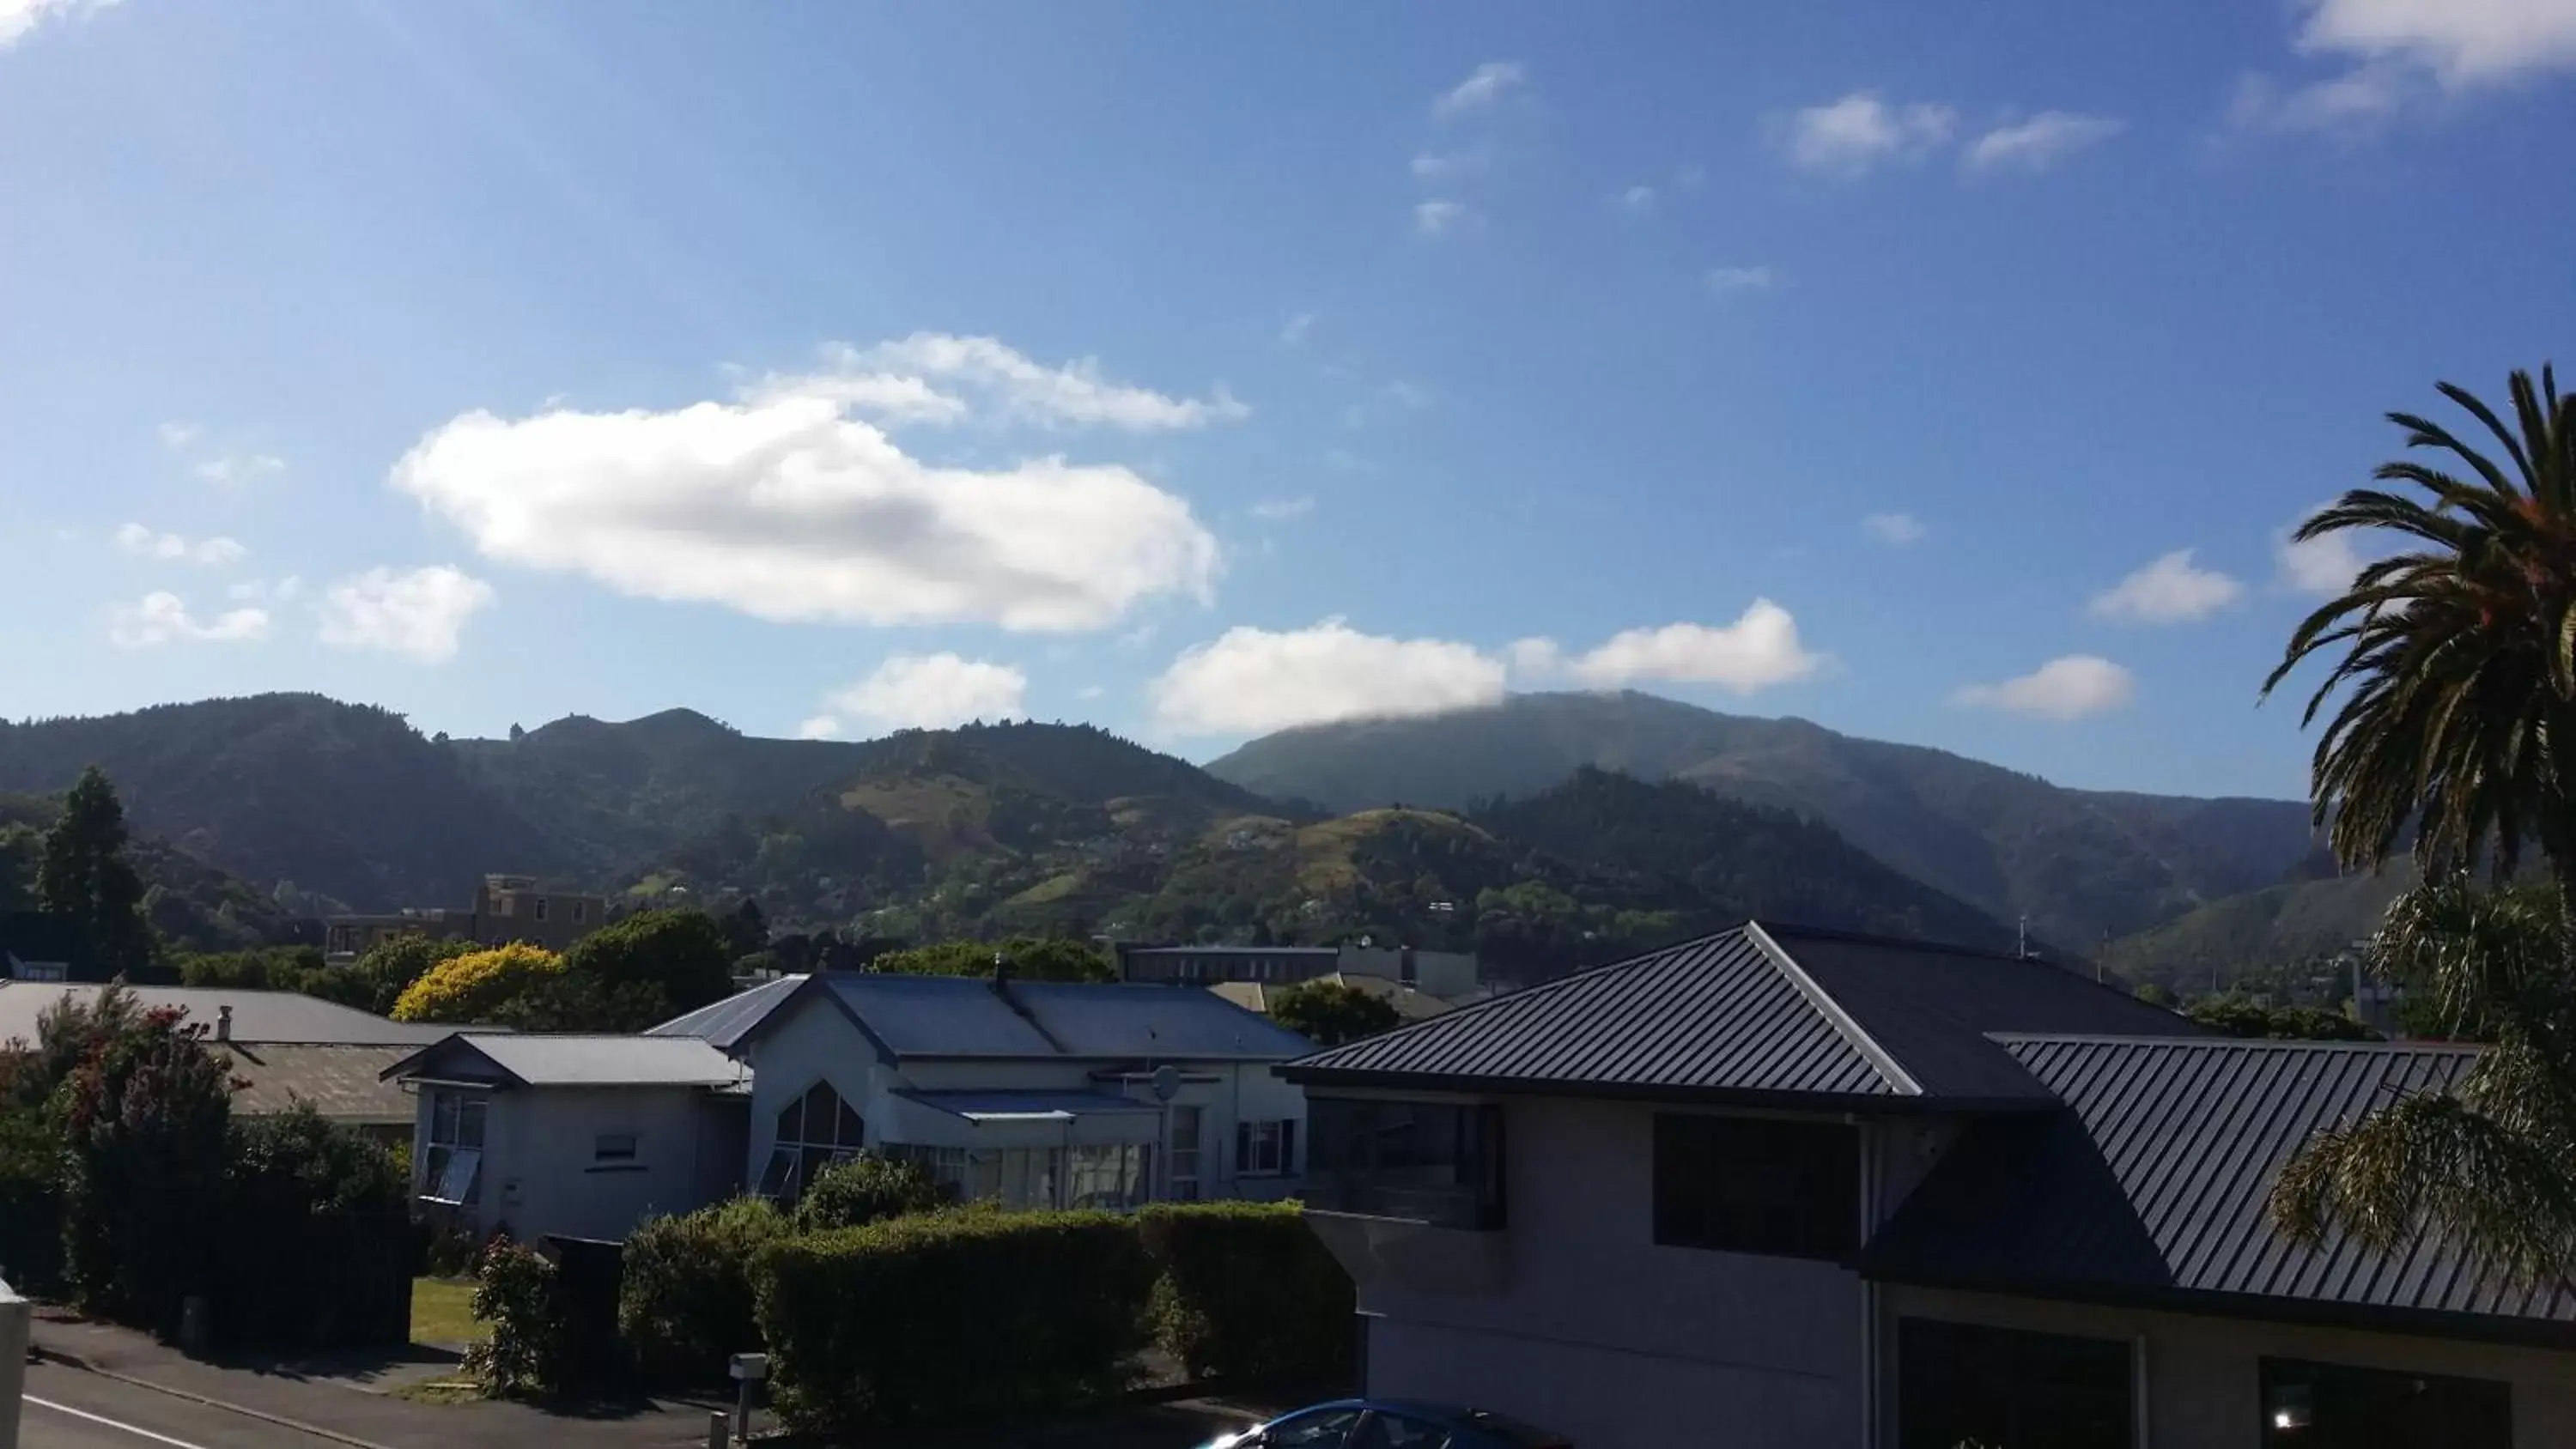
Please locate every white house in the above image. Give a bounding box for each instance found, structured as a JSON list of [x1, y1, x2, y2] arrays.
[[388, 969, 1315, 1243]]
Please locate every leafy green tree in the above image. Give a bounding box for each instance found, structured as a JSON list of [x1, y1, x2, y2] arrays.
[[343, 934, 475, 1016], [793, 1154, 952, 1229], [35, 766, 154, 975], [2263, 368, 2576, 1282], [54, 991, 234, 1328], [725, 897, 769, 959], [870, 937, 1113, 982], [564, 909, 736, 1016], [2184, 993, 2377, 1042], [1268, 979, 1401, 1046], [0, 822, 41, 912]]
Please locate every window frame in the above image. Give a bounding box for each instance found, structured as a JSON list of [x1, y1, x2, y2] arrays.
[[1237, 1118, 1296, 1177], [420, 1089, 490, 1205], [760, 1079, 864, 1203], [593, 1131, 638, 1164], [1650, 1111, 1859, 1260]]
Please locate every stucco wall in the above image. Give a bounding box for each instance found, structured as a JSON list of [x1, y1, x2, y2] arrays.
[[1877, 1285, 2576, 1449], [497, 1086, 720, 1242], [1356, 1097, 1868, 1449]]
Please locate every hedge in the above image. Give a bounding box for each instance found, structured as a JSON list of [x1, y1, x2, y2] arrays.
[[1139, 1201, 1352, 1382], [792, 1154, 952, 1232], [751, 1208, 1154, 1436], [618, 1197, 788, 1387]]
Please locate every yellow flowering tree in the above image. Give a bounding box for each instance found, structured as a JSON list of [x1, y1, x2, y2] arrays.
[[391, 943, 566, 1023]]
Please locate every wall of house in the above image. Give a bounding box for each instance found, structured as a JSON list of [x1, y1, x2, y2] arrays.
[[1350, 1096, 1871, 1449], [417, 1083, 722, 1244], [1877, 1284, 2576, 1449]]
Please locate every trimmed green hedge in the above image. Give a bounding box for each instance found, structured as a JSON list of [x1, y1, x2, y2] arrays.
[[751, 1208, 1154, 1436], [618, 1197, 788, 1387], [1139, 1201, 1352, 1382]]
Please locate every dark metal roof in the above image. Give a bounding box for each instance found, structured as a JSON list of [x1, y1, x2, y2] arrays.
[[1285, 929, 1905, 1100], [660, 971, 1315, 1063], [1863, 1035, 2576, 1337], [646, 973, 806, 1050], [1284, 924, 2205, 1105]]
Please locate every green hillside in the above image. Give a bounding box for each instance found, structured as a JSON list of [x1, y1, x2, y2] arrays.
[[1206, 691, 2319, 946], [2102, 859, 2420, 992]]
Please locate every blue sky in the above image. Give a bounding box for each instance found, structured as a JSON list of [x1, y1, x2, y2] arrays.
[[4, 0, 2573, 799]]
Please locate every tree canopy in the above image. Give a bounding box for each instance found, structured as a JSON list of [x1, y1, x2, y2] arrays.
[[392, 943, 567, 1023], [869, 937, 1114, 983], [1267, 979, 1400, 1047], [36, 766, 154, 976]]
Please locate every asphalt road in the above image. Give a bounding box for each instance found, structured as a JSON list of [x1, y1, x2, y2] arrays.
[[19, 1361, 357, 1449]]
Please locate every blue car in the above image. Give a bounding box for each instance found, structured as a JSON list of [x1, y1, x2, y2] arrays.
[[1201, 1398, 1572, 1449]]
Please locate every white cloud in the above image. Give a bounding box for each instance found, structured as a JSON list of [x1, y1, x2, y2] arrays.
[[1618, 185, 1658, 215], [193, 452, 286, 487], [1862, 512, 1927, 545], [2227, 67, 2417, 133], [1966, 112, 2125, 172], [1151, 620, 1509, 736], [793, 715, 842, 741], [1783, 92, 1957, 174], [1280, 312, 1315, 347], [1414, 199, 1478, 237], [819, 653, 1029, 733], [0, 0, 112, 48], [1953, 655, 2136, 720], [1536, 602, 1826, 693], [2275, 510, 2372, 595], [1706, 265, 1776, 297], [228, 576, 301, 603], [756, 334, 1247, 433], [1252, 495, 1315, 522], [114, 523, 247, 566], [107, 592, 269, 649], [2087, 549, 2247, 624], [155, 420, 197, 450], [1433, 61, 1526, 119], [2298, 0, 2576, 86], [316, 565, 495, 662], [392, 384, 1222, 634]]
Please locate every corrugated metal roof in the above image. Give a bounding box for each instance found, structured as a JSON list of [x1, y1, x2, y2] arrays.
[[220, 1043, 418, 1124], [0, 982, 455, 1047], [1007, 979, 1316, 1060], [390, 1033, 748, 1088], [1285, 930, 1905, 1100], [646, 974, 805, 1050], [1862, 1036, 2576, 1330]]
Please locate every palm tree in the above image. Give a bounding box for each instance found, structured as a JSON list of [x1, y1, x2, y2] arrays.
[[2263, 367, 2576, 1281], [2263, 366, 2576, 946]]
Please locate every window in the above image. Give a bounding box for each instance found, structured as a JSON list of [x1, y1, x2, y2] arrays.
[[1351, 1412, 1449, 1449], [1899, 1319, 2133, 1449], [421, 1091, 489, 1204], [2260, 1357, 2511, 1447], [889, 1144, 1066, 1210], [593, 1132, 637, 1163], [757, 1081, 864, 1202], [1237, 1119, 1295, 1176], [1652, 1113, 1856, 1258], [1306, 1099, 1504, 1230], [1266, 1408, 1363, 1448], [1066, 1143, 1153, 1210], [1167, 1105, 1204, 1201], [572, 900, 586, 924], [13, 960, 64, 983], [534, 896, 550, 923]]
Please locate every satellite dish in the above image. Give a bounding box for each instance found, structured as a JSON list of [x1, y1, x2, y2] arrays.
[[1151, 1064, 1181, 1103]]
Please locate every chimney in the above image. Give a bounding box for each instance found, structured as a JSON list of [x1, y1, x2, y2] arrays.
[[216, 1004, 234, 1042]]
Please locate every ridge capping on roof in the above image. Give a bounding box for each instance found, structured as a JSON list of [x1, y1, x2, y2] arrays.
[[1990, 1032, 2482, 1052], [1744, 921, 1922, 1096]]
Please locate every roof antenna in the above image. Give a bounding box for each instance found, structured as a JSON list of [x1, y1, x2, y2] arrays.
[[2016, 914, 2030, 961]]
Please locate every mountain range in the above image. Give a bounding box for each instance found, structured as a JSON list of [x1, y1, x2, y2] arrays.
[[0, 690, 2356, 980]]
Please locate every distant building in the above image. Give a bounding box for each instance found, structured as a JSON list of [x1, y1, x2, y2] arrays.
[[325, 873, 607, 965], [0, 911, 94, 982]]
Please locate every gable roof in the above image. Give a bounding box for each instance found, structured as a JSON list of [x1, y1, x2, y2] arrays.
[[0, 982, 456, 1048], [384, 1033, 747, 1088], [656, 971, 1315, 1063], [1282, 923, 2205, 1108], [1862, 1035, 2576, 1343], [220, 1042, 419, 1125]]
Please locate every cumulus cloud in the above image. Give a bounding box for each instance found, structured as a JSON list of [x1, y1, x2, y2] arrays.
[[1782, 92, 1957, 173], [1862, 512, 1927, 545], [228, 576, 301, 603], [1966, 112, 2125, 172], [1529, 602, 1826, 693], [2298, 0, 2576, 86], [1414, 199, 1478, 237], [1, 0, 112, 48], [1617, 185, 1658, 215], [2275, 510, 2372, 595], [808, 653, 1029, 735], [317, 566, 495, 662], [1954, 655, 2136, 720], [114, 523, 247, 566], [1252, 496, 1315, 522], [1150, 620, 1509, 736], [107, 592, 269, 648], [392, 384, 1222, 633], [2087, 549, 2246, 623], [1706, 266, 1776, 297], [1433, 61, 1526, 119], [755, 334, 1247, 433]]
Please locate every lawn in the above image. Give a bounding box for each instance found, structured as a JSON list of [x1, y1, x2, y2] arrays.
[[411, 1276, 481, 1346]]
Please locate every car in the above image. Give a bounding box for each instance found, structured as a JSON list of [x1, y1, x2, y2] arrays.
[[1200, 1398, 1572, 1449]]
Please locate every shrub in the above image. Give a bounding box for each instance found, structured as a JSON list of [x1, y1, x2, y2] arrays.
[[617, 1198, 787, 1387], [0, 1104, 62, 1296], [55, 1001, 233, 1332], [392, 943, 566, 1023], [564, 910, 736, 1018], [1268, 979, 1401, 1047], [871, 937, 1115, 982], [215, 1105, 415, 1349], [751, 1209, 1154, 1436], [792, 1154, 952, 1232], [1138, 1201, 1352, 1382], [466, 1237, 568, 1397]]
